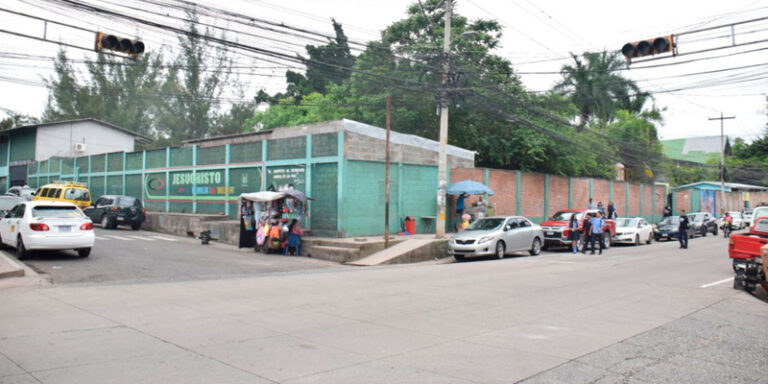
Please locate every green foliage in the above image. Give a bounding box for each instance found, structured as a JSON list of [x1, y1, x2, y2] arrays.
[[604, 110, 664, 181]]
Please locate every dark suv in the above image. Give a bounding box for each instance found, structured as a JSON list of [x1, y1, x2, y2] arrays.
[[85, 195, 145, 230], [688, 212, 718, 237]]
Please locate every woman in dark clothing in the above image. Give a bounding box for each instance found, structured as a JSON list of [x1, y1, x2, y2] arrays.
[[569, 214, 580, 254], [238, 200, 256, 248], [581, 213, 593, 254]]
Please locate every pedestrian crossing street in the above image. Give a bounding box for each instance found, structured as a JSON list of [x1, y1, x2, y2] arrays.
[[96, 234, 180, 242]]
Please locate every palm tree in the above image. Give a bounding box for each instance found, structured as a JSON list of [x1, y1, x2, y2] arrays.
[[555, 51, 647, 131]]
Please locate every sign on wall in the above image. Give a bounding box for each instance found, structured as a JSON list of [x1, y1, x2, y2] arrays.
[[145, 166, 263, 199], [266, 165, 306, 191]]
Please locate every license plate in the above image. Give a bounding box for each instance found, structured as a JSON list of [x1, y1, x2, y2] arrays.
[[117, 216, 125, 221], [546, 231, 554, 236], [58, 226, 71, 232]]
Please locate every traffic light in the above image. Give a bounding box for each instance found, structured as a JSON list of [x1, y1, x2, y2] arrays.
[[95, 32, 145, 57], [621, 35, 674, 61]]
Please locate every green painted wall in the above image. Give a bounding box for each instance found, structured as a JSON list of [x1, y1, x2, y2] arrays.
[[10, 129, 35, 162], [310, 163, 338, 237], [342, 160, 436, 237]]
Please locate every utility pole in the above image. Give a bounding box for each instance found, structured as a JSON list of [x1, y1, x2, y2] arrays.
[[436, 0, 452, 238], [709, 112, 735, 215], [385, 95, 391, 248]]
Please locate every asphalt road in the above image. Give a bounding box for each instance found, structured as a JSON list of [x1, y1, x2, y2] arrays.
[[1, 227, 766, 383], [13, 227, 340, 285]]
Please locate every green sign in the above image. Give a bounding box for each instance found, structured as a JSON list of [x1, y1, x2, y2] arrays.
[[145, 166, 263, 199]]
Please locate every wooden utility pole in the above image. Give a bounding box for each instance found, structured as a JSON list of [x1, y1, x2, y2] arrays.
[[385, 95, 391, 248], [708, 112, 735, 214]]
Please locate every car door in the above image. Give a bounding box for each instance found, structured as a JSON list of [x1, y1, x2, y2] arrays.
[[4, 204, 24, 247], [87, 198, 104, 221], [502, 218, 520, 251], [638, 219, 650, 240], [0, 204, 17, 245], [518, 218, 535, 250]]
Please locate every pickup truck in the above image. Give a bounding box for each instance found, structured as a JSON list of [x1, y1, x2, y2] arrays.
[[540, 209, 616, 250], [728, 216, 768, 292]]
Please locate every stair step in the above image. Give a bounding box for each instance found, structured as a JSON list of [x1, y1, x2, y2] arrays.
[[307, 245, 363, 263]]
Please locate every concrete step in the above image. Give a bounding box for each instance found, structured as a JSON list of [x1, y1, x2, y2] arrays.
[[348, 238, 450, 266], [306, 245, 364, 263]]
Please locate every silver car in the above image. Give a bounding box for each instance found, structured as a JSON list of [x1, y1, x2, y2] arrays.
[[448, 216, 543, 261]]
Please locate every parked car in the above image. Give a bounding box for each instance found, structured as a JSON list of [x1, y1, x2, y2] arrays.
[[748, 206, 768, 228], [539, 209, 617, 250], [5, 185, 36, 200], [688, 212, 718, 237], [33, 181, 91, 209], [0, 201, 94, 259], [729, 215, 768, 292], [613, 217, 653, 245], [448, 216, 543, 261], [84, 195, 145, 230], [0, 196, 26, 218], [653, 216, 694, 241]]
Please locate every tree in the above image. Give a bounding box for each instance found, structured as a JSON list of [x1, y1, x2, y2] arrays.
[[605, 110, 664, 181], [555, 51, 647, 131]]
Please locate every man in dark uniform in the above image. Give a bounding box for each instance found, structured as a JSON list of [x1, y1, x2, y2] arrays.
[[581, 213, 593, 254], [679, 209, 689, 249]]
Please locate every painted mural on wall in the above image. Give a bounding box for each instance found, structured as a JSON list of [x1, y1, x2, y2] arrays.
[[266, 165, 306, 192], [144, 166, 263, 200], [701, 190, 717, 215]]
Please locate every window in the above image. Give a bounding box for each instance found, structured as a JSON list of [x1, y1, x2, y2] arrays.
[[31, 205, 84, 218], [519, 219, 531, 227], [38, 188, 49, 197], [97, 198, 114, 207], [64, 189, 90, 202], [11, 204, 25, 218], [117, 197, 136, 207], [53, 189, 62, 198], [506, 219, 519, 230]]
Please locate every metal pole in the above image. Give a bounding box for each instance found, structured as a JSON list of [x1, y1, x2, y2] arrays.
[[385, 95, 391, 248], [709, 113, 735, 215], [436, 0, 452, 238]]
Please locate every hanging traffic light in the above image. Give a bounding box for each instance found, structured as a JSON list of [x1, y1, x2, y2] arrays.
[[95, 32, 145, 57], [621, 35, 674, 61]]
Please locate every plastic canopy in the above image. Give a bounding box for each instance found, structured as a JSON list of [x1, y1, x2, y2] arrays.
[[446, 180, 495, 196]]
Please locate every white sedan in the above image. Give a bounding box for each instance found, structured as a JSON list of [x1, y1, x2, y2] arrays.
[[613, 217, 653, 245], [0, 201, 95, 259]]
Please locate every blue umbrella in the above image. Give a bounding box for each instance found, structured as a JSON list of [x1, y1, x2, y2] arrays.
[[446, 180, 494, 196]]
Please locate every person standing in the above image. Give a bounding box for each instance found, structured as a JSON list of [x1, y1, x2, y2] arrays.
[[587, 198, 596, 210], [581, 213, 593, 254], [607, 201, 616, 219], [589, 211, 606, 255], [678, 209, 690, 249], [597, 201, 605, 215], [663, 205, 672, 217], [569, 214, 580, 254], [455, 193, 469, 231]]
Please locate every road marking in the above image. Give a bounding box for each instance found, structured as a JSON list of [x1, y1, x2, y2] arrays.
[[95, 236, 109, 241], [149, 236, 178, 242], [101, 235, 131, 240], [700, 277, 733, 288], [126, 235, 156, 241]]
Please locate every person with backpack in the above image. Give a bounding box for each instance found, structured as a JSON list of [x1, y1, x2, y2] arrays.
[[581, 213, 593, 254], [679, 210, 690, 249]]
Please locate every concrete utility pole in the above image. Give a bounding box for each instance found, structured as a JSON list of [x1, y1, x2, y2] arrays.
[[385, 95, 391, 248], [708, 112, 735, 214], [436, 0, 452, 238]]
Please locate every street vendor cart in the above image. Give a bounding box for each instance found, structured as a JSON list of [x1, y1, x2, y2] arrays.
[[238, 190, 310, 254]]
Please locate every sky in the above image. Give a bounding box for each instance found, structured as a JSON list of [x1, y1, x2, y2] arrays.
[[1, 0, 767, 142]]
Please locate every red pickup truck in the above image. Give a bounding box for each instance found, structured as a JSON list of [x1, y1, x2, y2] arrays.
[[540, 209, 617, 250], [728, 216, 768, 292]]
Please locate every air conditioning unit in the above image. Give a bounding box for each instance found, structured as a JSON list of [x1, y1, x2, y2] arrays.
[[74, 142, 86, 152]]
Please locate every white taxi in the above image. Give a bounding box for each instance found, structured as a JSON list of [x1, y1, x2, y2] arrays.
[[0, 201, 95, 259]]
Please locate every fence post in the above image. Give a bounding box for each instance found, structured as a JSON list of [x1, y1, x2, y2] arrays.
[[305, 135, 312, 230], [544, 174, 550, 220], [639, 183, 644, 219], [589, 178, 594, 199], [165, 147, 170, 213], [609, 180, 614, 203], [192, 145, 197, 214], [568, 176, 573, 209], [515, 170, 521, 216], [625, 182, 630, 216], [225, 144, 231, 218], [103, 154, 108, 195], [122, 152, 127, 195]]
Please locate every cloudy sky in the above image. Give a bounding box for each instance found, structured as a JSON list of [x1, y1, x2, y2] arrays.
[[1, 0, 767, 142]]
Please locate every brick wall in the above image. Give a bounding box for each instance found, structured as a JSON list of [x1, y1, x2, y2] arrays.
[[487, 169, 517, 216], [675, 190, 691, 213], [573, 178, 590, 210], [628, 184, 641, 216], [654, 186, 666, 215], [612, 182, 627, 216], [593, 179, 611, 209], [549, 176, 570, 217], [521, 173, 545, 218], [643, 184, 654, 216]]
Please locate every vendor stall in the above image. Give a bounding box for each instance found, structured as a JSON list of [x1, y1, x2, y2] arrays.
[[238, 190, 310, 254]]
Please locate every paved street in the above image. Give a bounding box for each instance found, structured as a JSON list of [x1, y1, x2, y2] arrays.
[[0, 231, 766, 383], [16, 228, 339, 285]]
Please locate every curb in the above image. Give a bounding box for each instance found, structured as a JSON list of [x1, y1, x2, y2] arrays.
[[0, 251, 25, 279]]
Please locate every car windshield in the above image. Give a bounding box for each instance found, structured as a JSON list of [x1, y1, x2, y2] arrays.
[[551, 211, 582, 221], [32, 206, 84, 218], [0, 198, 23, 211], [616, 218, 638, 227], [64, 188, 90, 201], [659, 217, 680, 225], [692, 215, 704, 222], [755, 219, 768, 232], [117, 197, 136, 207], [465, 218, 504, 231]]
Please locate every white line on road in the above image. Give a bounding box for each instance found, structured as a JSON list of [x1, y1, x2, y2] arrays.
[[95, 236, 109, 241], [101, 235, 130, 240], [126, 236, 156, 241], [700, 277, 733, 288], [149, 236, 178, 242]]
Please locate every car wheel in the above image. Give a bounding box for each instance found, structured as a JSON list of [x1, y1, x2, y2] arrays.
[[713, 227, 718, 236], [529, 238, 541, 256], [603, 233, 611, 249], [495, 241, 505, 259], [646, 234, 653, 245], [634, 235, 640, 246], [101, 214, 111, 229], [131, 222, 142, 231], [77, 248, 91, 258], [0, 233, 5, 250], [16, 236, 27, 260], [701, 228, 706, 237], [454, 254, 465, 262]]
